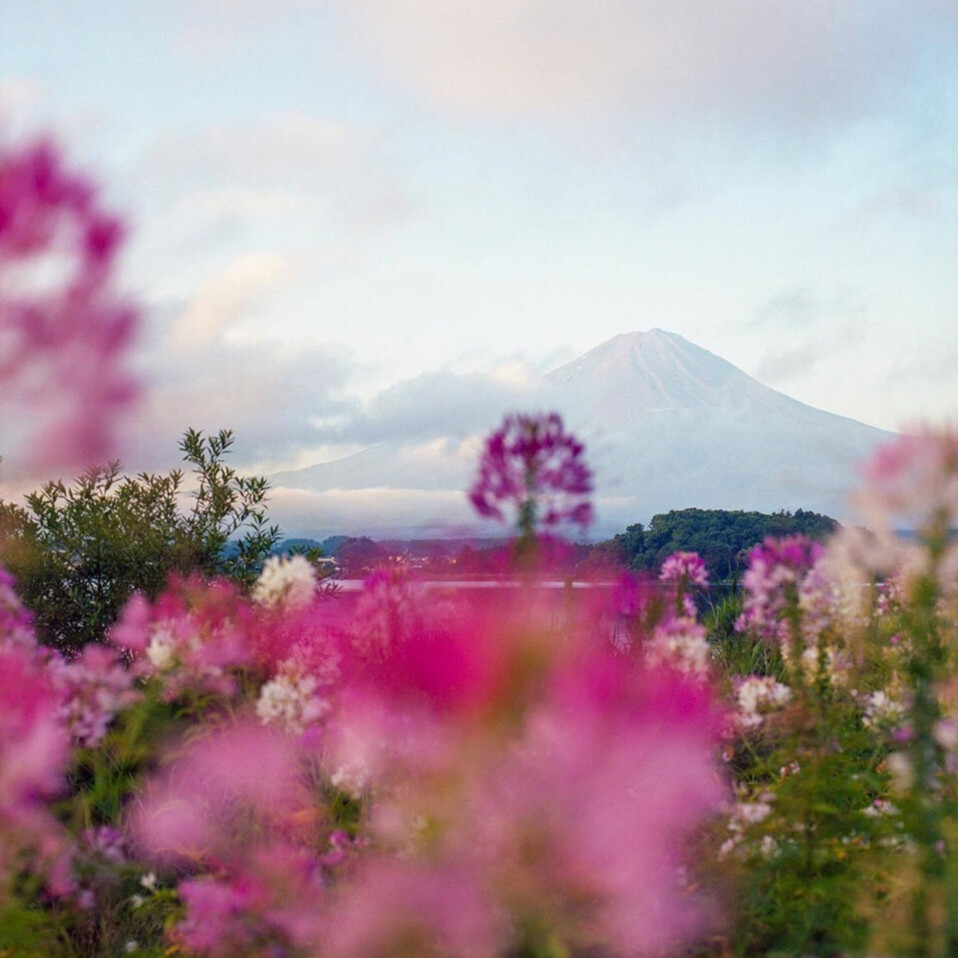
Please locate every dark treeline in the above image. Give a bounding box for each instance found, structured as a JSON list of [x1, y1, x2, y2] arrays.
[[586, 507, 838, 583], [292, 508, 838, 581]]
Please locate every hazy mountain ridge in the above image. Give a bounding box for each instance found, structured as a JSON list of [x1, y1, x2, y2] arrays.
[[268, 330, 894, 538]]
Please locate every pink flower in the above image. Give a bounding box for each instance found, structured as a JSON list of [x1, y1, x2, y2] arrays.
[[860, 428, 958, 531], [473, 658, 724, 955], [0, 566, 36, 650], [175, 846, 327, 957], [111, 575, 254, 699], [736, 535, 823, 644], [325, 860, 502, 958], [0, 139, 138, 472], [0, 642, 72, 896], [132, 723, 330, 956], [469, 412, 593, 535], [130, 721, 314, 868], [344, 571, 509, 717], [50, 643, 139, 747], [660, 550, 710, 589]]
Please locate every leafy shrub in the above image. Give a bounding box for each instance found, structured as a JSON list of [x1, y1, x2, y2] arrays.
[[1, 428, 280, 653]]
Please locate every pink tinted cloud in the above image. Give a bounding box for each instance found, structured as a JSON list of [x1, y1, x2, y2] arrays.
[[344, 0, 934, 127]]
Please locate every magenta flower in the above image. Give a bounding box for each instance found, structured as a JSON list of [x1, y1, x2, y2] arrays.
[[470, 656, 723, 956], [0, 641, 72, 898], [660, 550, 710, 589], [0, 140, 139, 472], [111, 575, 254, 699], [737, 535, 823, 645], [469, 412, 593, 538], [49, 643, 139, 748], [325, 860, 502, 958], [130, 721, 314, 868], [859, 428, 958, 543]]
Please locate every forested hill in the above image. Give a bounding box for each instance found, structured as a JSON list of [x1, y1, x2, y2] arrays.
[[589, 508, 838, 582]]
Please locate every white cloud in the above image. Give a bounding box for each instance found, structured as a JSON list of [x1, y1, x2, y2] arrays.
[[310, 368, 542, 444], [0, 76, 48, 120], [167, 252, 295, 351], [341, 0, 946, 131], [122, 328, 359, 473]]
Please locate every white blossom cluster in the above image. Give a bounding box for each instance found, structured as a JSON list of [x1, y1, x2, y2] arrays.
[[252, 555, 317, 611], [256, 664, 330, 735], [645, 619, 711, 677], [860, 689, 905, 730], [735, 676, 792, 730], [718, 800, 775, 859], [146, 624, 177, 671]]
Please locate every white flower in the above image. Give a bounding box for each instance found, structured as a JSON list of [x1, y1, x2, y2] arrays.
[[330, 761, 370, 797], [862, 690, 905, 730], [887, 752, 913, 791], [862, 799, 899, 818], [252, 555, 317, 610], [256, 664, 329, 734], [935, 718, 958, 750], [731, 801, 773, 827], [645, 619, 711, 677], [146, 626, 176, 670], [735, 676, 792, 729]]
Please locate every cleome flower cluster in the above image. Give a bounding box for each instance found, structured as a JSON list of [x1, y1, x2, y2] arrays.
[[9, 137, 958, 957]]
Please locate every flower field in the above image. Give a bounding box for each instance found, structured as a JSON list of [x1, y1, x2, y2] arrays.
[[5, 142, 958, 957]]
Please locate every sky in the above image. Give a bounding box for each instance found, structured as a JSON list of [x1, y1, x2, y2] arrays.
[[2, 1, 958, 518]]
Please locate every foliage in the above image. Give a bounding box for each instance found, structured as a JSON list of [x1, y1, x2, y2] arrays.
[[0, 428, 280, 653], [594, 507, 839, 582]]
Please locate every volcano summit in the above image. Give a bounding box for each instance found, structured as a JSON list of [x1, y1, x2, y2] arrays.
[[269, 330, 893, 538]]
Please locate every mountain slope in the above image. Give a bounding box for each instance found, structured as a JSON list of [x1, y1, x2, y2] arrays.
[[268, 330, 893, 537]]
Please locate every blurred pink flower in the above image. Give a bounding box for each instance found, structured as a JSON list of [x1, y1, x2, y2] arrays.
[[326, 859, 502, 958], [0, 139, 138, 472], [736, 535, 823, 644], [111, 575, 254, 699], [469, 412, 593, 535], [130, 721, 315, 868], [49, 643, 139, 747], [860, 428, 958, 532], [133, 722, 331, 956], [176, 846, 327, 957], [473, 657, 724, 955], [0, 565, 36, 650], [345, 571, 507, 717], [0, 641, 72, 897]]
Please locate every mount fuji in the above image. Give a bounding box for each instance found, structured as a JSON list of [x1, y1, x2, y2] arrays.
[[268, 330, 893, 538]]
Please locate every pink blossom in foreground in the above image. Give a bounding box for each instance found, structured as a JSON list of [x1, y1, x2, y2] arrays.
[[736, 535, 823, 644], [49, 643, 139, 747], [0, 565, 36, 650], [111, 576, 254, 699], [130, 722, 315, 868], [175, 846, 327, 957], [0, 641, 72, 897], [132, 723, 328, 955], [859, 428, 958, 532], [0, 139, 138, 471], [469, 412, 593, 533], [473, 658, 724, 956], [325, 860, 502, 958], [346, 571, 506, 717]]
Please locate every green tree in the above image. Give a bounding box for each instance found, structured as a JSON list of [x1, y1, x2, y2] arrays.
[[0, 428, 280, 653]]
